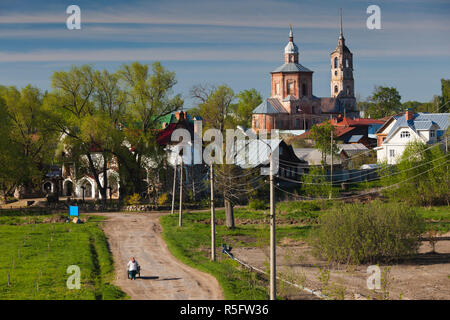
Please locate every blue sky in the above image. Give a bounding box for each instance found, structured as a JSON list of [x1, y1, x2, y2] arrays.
[[0, 0, 449, 108]]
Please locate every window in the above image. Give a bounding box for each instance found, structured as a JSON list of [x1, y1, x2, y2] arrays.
[[334, 70, 338, 76], [345, 59, 349, 68], [430, 130, 435, 138], [346, 86, 351, 95], [334, 57, 338, 68], [276, 83, 280, 95], [302, 83, 307, 96], [334, 85, 338, 93], [389, 149, 395, 158], [400, 131, 410, 138]]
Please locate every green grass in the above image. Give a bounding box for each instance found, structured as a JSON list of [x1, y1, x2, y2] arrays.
[[0, 214, 127, 300], [416, 206, 450, 232], [160, 207, 317, 300]]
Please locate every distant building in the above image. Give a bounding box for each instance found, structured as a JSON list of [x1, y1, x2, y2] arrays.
[[252, 12, 358, 132], [375, 110, 449, 164], [297, 115, 385, 148]]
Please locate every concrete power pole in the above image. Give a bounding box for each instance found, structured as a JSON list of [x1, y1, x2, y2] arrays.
[[329, 129, 334, 199], [179, 160, 183, 227], [269, 153, 276, 300], [171, 164, 177, 214], [210, 164, 216, 261]]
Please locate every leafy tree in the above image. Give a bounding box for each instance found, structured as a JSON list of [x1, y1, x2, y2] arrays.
[[117, 62, 183, 198], [191, 84, 248, 229], [309, 121, 339, 166], [367, 86, 402, 118], [0, 85, 57, 198], [233, 89, 262, 128], [439, 78, 450, 112], [381, 141, 449, 206]]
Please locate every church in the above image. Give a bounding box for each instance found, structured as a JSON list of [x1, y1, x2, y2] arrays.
[[252, 14, 358, 132]]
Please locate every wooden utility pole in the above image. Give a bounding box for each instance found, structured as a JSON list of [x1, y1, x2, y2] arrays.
[[171, 164, 177, 214], [329, 129, 334, 199], [178, 160, 183, 227], [210, 164, 216, 261], [269, 153, 276, 300]]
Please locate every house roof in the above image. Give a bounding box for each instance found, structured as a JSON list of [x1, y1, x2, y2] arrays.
[[272, 62, 312, 73], [385, 113, 449, 141], [252, 98, 288, 114], [348, 135, 364, 143]]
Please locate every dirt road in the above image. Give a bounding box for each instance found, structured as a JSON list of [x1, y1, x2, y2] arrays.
[[101, 212, 224, 300]]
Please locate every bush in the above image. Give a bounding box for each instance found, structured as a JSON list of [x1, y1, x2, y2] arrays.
[[248, 199, 267, 210], [158, 193, 169, 206], [124, 193, 141, 206], [311, 201, 425, 264]]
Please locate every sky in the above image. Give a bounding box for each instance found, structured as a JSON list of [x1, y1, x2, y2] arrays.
[[0, 0, 449, 108]]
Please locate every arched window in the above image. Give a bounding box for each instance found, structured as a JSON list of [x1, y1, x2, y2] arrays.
[[334, 85, 339, 93], [302, 83, 307, 96], [345, 59, 349, 68], [346, 86, 351, 95], [334, 57, 338, 68]]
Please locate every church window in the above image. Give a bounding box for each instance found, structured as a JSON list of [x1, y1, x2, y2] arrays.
[[345, 59, 349, 68], [334, 57, 338, 68], [334, 70, 338, 76], [346, 86, 351, 95], [334, 85, 339, 93], [276, 83, 280, 95], [302, 83, 307, 96]]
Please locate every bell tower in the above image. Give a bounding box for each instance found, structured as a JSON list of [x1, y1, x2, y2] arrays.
[[330, 9, 354, 98]]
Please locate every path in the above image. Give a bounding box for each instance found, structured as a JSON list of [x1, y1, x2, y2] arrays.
[[101, 212, 224, 300]]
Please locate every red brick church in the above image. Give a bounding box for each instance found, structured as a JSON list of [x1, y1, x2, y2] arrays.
[[252, 14, 358, 132]]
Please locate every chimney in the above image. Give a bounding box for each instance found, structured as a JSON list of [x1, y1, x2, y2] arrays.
[[405, 108, 414, 121]]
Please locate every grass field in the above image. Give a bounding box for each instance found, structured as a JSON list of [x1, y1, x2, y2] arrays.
[[0, 213, 127, 300], [160, 201, 449, 300]]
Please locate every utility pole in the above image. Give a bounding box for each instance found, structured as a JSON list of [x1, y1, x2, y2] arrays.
[[210, 164, 216, 261], [178, 160, 183, 227], [269, 153, 276, 300], [329, 129, 334, 199], [171, 164, 177, 214]]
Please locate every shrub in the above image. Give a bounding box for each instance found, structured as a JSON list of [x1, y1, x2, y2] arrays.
[[311, 201, 425, 264], [124, 193, 141, 206], [248, 199, 267, 210], [158, 193, 169, 206]]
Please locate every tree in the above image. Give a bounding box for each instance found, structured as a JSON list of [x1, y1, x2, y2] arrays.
[[381, 141, 449, 206], [191, 84, 244, 228], [439, 78, 450, 112], [117, 62, 183, 198], [0, 85, 57, 198], [46, 65, 114, 205], [233, 89, 262, 128], [367, 86, 402, 118], [309, 121, 339, 166]]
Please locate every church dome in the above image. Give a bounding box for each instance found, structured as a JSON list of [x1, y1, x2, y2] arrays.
[[284, 27, 298, 54], [284, 41, 298, 54]]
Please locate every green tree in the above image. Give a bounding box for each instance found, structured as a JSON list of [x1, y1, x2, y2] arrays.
[[439, 79, 450, 112], [368, 86, 402, 118], [117, 62, 183, 198], [381, 141, 449, 206], [0, 85, 57, 198], [233, 89, 262, 128], [309, 121, 339, 166], [191, 84, 245, 228]]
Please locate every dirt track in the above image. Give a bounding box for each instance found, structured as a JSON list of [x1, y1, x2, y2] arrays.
[[101, 212, 223, 300]]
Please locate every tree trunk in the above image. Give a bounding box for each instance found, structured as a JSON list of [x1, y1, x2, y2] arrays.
[[224, 198, 235, 229]]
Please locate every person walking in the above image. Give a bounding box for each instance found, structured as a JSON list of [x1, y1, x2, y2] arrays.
[[127, 257, 139, 280]]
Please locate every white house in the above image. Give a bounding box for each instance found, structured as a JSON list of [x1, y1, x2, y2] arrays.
[[375, 110, 449, 164]]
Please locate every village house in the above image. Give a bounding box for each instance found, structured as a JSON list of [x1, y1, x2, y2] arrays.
[[375, 109, 449, 164]]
